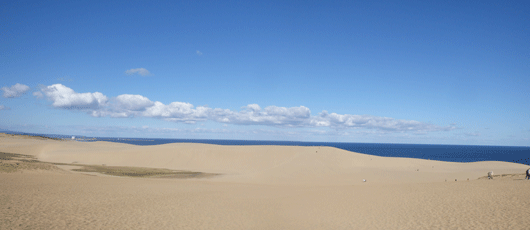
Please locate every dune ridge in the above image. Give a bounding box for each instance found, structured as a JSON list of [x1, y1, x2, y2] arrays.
[[1, 133, 526, 185], [1, 133, 529, 229]]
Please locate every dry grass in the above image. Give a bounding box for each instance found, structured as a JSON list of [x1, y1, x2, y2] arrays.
[[0, 152, 60, 172], [0, 152, 29, 161], [0, 151, 216, 178], [71, 164, 217, 178]]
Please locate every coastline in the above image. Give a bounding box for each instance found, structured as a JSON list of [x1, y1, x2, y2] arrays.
[[1, 133, 529, 229], [3, 131, 529, 165]]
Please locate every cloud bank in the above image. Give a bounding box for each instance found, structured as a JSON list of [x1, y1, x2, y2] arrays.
[[125, 68, 151, 76], [1, 83, 30, 98], [36, 84, 456, 133]]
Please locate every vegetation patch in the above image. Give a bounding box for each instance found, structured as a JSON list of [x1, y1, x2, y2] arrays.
[[0, 152, 29, 161], [1, 151, 217, 179], [0, 152, 60, 173], [71, 165, 216, 178]]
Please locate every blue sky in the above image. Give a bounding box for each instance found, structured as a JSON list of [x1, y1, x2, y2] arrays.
[[1, 0, 529, 146]]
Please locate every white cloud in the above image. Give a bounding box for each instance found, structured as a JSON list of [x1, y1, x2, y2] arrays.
[[142, 101, 209, 123], [1, 83, 30, 98], [32, 91, 43, 98], [115, 94, 155, 111], [40, 84, 108, 109], [125, 68, 151, 76], [196, 50, 203, 56], [209, 104, 311, 127], [87, 94, 156, 118], [35, 84, 456, 134], [310, 111, 456, 132], [0, 105, 9, 110]]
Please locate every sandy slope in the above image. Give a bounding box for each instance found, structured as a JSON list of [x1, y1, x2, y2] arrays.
[[1, 133, 529, 229]]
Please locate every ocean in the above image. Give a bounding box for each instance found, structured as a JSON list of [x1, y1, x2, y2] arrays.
[[5, 131, 530, 166]]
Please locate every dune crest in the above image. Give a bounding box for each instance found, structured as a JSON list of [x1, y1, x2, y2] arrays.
[[1, 133, 527, 185], [2, 133, 530, 229]]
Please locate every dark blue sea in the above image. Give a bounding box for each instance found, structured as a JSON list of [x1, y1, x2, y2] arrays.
[[6, 131, 530, 166], [96, 138, 530, 166]]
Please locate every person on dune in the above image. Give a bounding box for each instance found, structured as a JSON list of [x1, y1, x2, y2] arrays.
[[526, 168, 530, 180]]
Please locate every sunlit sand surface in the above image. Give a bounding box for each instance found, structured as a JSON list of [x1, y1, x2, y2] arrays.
[[2, 133, 529, 229]]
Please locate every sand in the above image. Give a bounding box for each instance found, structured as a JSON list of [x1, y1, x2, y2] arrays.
[[1, 133, 529, 229]]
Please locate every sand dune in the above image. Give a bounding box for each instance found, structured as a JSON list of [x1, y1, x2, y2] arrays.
[[2, 134, 525, 185], [1, 133, 529, 229]]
